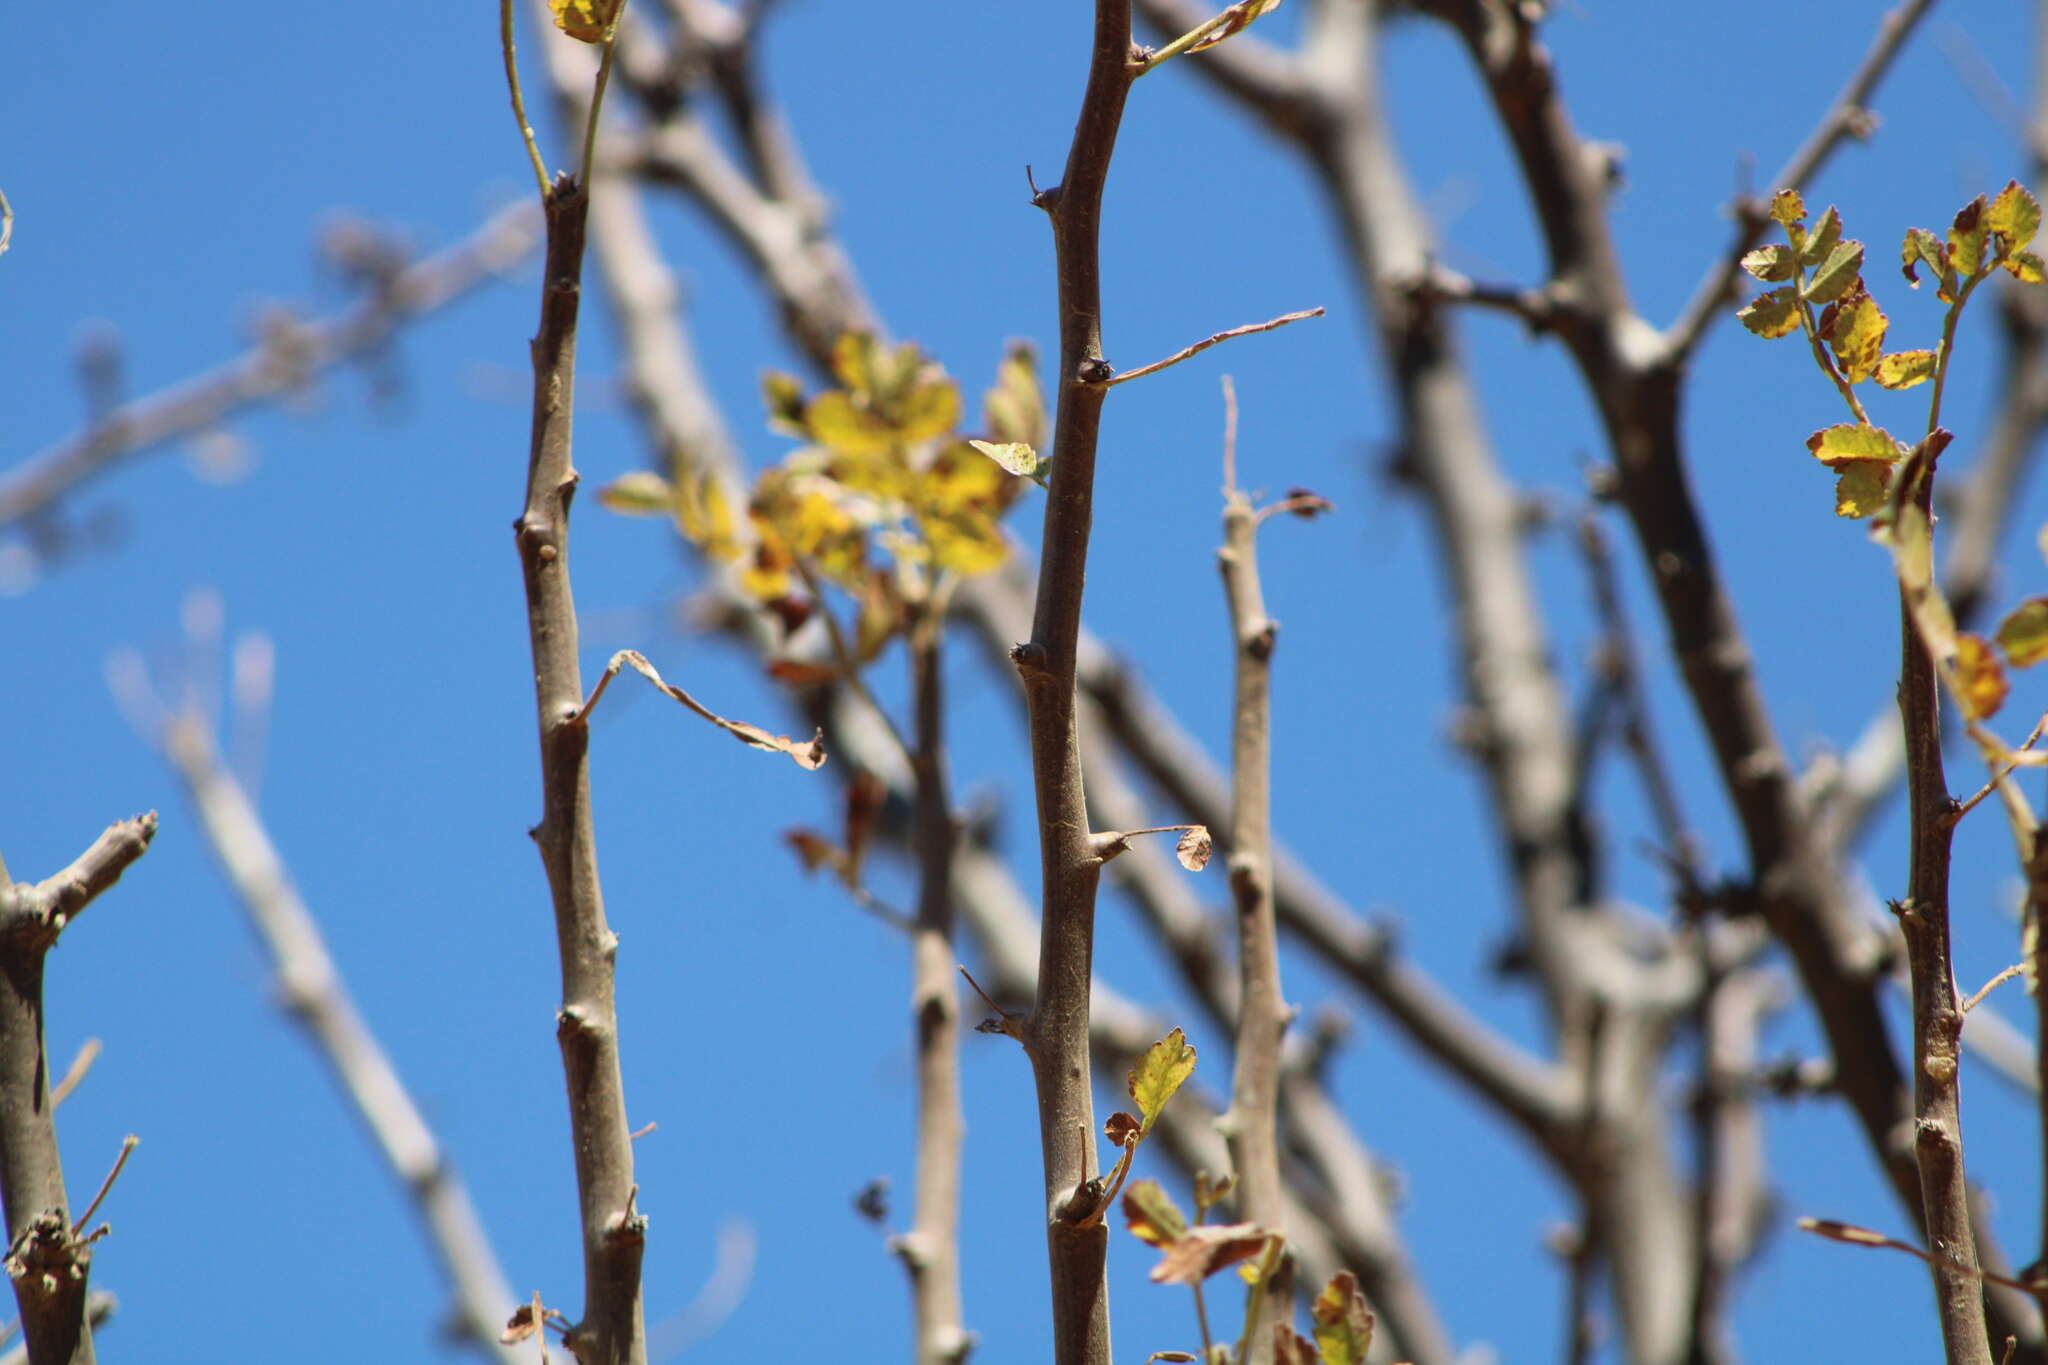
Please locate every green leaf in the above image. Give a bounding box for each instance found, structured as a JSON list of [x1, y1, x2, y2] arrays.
[[1832, 460, 1893, 519], [597, 470, 677, 515], [1736, 286, 1800, 339], [1129, 1028, 1197, 1133], [1739, 245, 1798, 282], [1826, 290, 1887, 382], [1312, 1271, 1376, 1365], [1803, 240, 1864, 305], [1800, 206, 1843, 267], [1900, 227, 1947, 290], [1806, 423, 1902, 467], [1989, 180, 2042, 255], [1874, 350, 1937, 390], [1123, 1180, 1189, 1248], [968, 439, 1048, 485], [1950, 196, 1990, 278], [1996, 599, 2048, 667]]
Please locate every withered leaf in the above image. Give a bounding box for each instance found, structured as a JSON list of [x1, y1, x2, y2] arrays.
[[1149, 1223, 1277, 1285], [1104, 1111, 1143, 1148], [604, 650, 827, 770], [1175, 826, 1213, 871]]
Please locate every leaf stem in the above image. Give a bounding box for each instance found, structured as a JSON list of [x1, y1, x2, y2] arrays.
[[500, 0, 553, 201]]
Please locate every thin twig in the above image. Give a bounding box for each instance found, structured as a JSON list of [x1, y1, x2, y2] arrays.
[[1102, 308, 1323, 387], [1963, 966, 2027, 1016], [69, 1139, 137, 1239], [48, 1041, 101, 1111]]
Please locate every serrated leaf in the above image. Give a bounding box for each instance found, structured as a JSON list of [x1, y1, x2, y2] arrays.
[[1827, 290, 1887, 382], [968, 439, 1047, 484], [1950, 196, 1990, 277], [1900, 227, 1946, 289], [1874, 350, 1937, 391], [1175, 826, 1213, 871], [548, 0, 620, 42], [1806, 424, 1902, 467], [1996, 599, 2048, 667], [1187, 0, 1284, 53], [598, 470, 677, 515], [1955, 633, 2009, 720], [1129, 1028, 1197, 1132], [1832, 460, 1893, 519], [1736, 286, 1800, 339], [1148, 1224, 1276, 1286], [1124, 1179, 1189, 1248], [2006, 250, 2047, 285], [1312, 1271, 1376, 1365], [1990, 180, 2042, 255], [1739, 245, 1798, 282], [1769, 189, 1806, 229], [1803, 240, 1864, 305], [1800, 206, 1843, 266]]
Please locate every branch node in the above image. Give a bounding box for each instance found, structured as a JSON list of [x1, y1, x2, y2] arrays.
[[1076, 357, 1115, 385], [1009, 641, 1050, 678]]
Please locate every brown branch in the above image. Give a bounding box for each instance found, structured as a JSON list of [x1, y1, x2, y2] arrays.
[[1010, 10, 1140, 1365], [0, 813, 155, 1365], [0, 1294, 113, 1365], [505, 13, 647, 1359], [0, 203, 538, 533], [894, 605, 972, 1365], [1101, 308, 1323, 387], [127, 704, 522, 1362], [1214, 384, 1296, 1362]]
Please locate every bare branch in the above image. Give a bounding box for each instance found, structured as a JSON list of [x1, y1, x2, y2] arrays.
[[0, 812, 155, 1365], [1103, 309, 1323, 387], [0, 204, 538, 533]]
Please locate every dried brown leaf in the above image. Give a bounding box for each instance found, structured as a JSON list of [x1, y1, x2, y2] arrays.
[[1175, 826, 1213, 871], [1149, 1223, 1277, 1285], [607, 649, 827, 770]]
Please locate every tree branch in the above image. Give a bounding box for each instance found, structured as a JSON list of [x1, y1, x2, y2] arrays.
[[0, 813, 155, 1365], [0, 204, 538, 534]]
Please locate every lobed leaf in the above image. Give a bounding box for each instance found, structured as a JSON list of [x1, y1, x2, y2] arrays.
[[1129, 1028, 1198, 1132], [1312, 1270, 1376, 1365], [1874, 350, 1937, 391], [1769, 189, 1806, 230], [1736, 286, 1800, 339], [1996, 599, 2048, 667]]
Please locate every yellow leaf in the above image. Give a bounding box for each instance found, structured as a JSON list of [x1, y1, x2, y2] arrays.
[[830, 332, 880, 398], [896, 376, 963, 445], [1832, 460, 1892, 519], [1955, 634, 2009, 720], [1806, 424, 1902, 468], [1990, 180, 2042, 255], [2007, 250, 2047, 285], [678, 470, 742, 562], [1736, 286, 1800, 339], [1874, 350, 1937, 391], [1769, 189, 1806, 228], [921, 506, 1008, 577], [1312, 1271, 1376, 1365], [806, 391, 897, 459], [1826, 289, 1887, 382], [548, 0, 620, 42], [1129, 1028, 1197, 1134], [1123, 1180, 1188, 1249], [967, 439, 1045, 484], [984, 342, 1044, 448]]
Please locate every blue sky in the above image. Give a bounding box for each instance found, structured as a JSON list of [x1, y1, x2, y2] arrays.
[[2, 2, 2043, 1361]]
